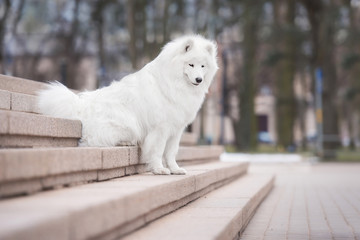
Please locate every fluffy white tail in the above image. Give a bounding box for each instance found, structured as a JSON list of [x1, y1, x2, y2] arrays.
[[37, 81, 81, 120]]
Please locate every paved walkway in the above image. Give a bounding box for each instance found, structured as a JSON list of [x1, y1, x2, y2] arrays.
[[241, 162, 360, 240]]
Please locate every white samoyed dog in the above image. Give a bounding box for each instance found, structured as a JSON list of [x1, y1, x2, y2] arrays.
[[37, 35, 218, 175]]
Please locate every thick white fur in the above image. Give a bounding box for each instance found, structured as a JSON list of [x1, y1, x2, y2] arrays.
[[37, 35, 218, 175]]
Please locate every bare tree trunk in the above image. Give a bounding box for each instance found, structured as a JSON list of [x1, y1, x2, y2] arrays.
[[236, 0, 262, 151], [303, 0, 340, 157], [0, 0, 11, 74], [11, 0, 25, 76], [319, 2, 340, 156], [64, 0, 81, 89], [93, 0, 106, 88], [298, 71, 308, 150], [162, 0, 170, 45], [127, 0, 137, 69], [141, 0, 148, 60], [12, 0, 25, 35], [275, 0, 297, 150], [347, 1, 360, 149]]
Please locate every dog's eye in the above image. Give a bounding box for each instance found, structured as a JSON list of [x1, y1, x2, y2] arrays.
[[201, 65, 205, 68], [189, 64, 194, 67]]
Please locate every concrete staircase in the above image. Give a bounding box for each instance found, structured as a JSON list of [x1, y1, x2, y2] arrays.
[[0, 74, 275, 240]]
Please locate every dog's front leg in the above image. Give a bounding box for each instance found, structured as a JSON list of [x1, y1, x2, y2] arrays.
[[141, 129, 171, 175], [164, 131, 187, 175]]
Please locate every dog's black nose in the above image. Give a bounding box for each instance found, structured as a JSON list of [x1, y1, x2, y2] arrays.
[[195, 77, 202, 83]]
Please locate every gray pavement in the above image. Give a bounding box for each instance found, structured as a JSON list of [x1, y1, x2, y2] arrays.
[[241, 162, 360, 240]]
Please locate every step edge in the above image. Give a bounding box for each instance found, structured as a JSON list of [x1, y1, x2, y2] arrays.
[[0, 146, 223, 181], [120, 173, 274, 240], [0, 74, 47, 95], [0, 162, 248, 240], [0, 110, 82, 138], [218, 174, 275, 240]]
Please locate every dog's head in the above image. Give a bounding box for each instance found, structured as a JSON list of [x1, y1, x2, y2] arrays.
[[160, 35, 218, 92], [181, 36, 218, 91]]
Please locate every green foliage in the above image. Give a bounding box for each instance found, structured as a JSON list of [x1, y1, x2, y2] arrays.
[[342, 53, 360, 69], [263, 50, 284, 66], [344, 87, 360, 101], [336, 150, 360, 162]]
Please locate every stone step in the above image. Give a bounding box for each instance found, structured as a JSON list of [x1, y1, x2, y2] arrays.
[[0, 89, 40, 114], [0, 109, 197, 147], [0, 145, 224, 198], [180, 132, 198, 146], [0, 74, 76, 114], [0, 161, 249, 240], [0, 110, 81, 148], [0, 74, 46, 96], [176, 145, 223, 165], [122, 173, 275, 240]]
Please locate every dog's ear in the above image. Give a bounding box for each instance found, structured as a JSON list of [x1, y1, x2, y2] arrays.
[[206, 43, 216, 56], [184, 39, 194, 53]]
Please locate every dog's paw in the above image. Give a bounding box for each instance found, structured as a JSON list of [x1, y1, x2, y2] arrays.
[[152, 167, 171, 175], [170, 167, 187, 175]]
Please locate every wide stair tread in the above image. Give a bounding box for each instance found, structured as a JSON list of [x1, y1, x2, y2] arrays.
[[0, 161, 249, 240], [0, 145, 224, 198], [0, 109, 81, 148], [0, 110, 197, 148], [0, 91, 198, 147], [123, 173, 275, 240], [0, 74, 47, 96], [0, 109, 81, 138]]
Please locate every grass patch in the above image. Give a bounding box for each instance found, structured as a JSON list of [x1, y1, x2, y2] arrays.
[[224, 144, 311, 154], [336, 150, 360, 162], [224, 145, 360, 162], [224, 144, 279, 153]]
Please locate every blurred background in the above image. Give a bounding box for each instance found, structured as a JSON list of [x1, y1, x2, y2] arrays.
[[0, 0, 360, 159]]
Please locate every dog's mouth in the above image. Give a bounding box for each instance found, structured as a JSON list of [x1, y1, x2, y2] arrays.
[[185, 74, 200, 86]]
